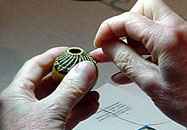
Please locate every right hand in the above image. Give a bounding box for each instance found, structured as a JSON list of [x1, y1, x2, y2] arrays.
[[91, 0, 187, 126]]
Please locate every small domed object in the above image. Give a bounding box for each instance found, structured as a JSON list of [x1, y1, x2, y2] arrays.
[[52, 47, 96, 80]]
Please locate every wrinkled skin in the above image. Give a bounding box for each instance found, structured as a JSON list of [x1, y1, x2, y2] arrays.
[[1, 0, 187, 129], [92, 0, 187, 126], [0, 47, 99, 130]]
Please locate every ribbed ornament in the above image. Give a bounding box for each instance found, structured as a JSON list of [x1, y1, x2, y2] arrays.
[[52, 47, 96, 80]]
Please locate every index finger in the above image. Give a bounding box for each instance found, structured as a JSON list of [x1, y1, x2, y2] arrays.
[[14, 47, 68, 90]]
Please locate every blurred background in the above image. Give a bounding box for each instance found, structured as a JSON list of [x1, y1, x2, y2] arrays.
[[0, 0, 187, 92]]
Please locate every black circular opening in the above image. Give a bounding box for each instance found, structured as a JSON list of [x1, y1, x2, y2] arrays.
[[69, 48, 82, 54]]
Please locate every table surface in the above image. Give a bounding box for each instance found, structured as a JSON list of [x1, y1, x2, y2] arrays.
[[0, 0, 187, 92]]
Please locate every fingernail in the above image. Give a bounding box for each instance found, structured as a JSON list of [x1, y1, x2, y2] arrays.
[[72, 61, 98, 85], [93, 37, 100, 48], [94, 27, 103, 48]]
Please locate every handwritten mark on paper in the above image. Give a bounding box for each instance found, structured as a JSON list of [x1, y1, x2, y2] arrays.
[[95, 102, 131, 122]]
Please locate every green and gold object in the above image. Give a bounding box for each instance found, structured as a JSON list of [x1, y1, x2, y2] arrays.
[[52, 47, 96, 81]]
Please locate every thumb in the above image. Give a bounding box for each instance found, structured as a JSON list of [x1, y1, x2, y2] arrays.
[[43, 61, 98, 117], [102, 40, 162, 89]]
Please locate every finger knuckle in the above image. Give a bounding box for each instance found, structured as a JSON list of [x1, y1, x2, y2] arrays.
[[63, 78, 86, 96], [161, 27, 183, 51], [114, 50, 134, 72], [24, 56, 39, 67], [100, 18, 111, 30]]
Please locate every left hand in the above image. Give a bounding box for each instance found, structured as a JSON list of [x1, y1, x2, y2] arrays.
[[0, 47, 99, 130]]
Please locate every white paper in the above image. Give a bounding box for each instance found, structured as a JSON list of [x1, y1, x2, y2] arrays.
[[74, 83, 185, 130]]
